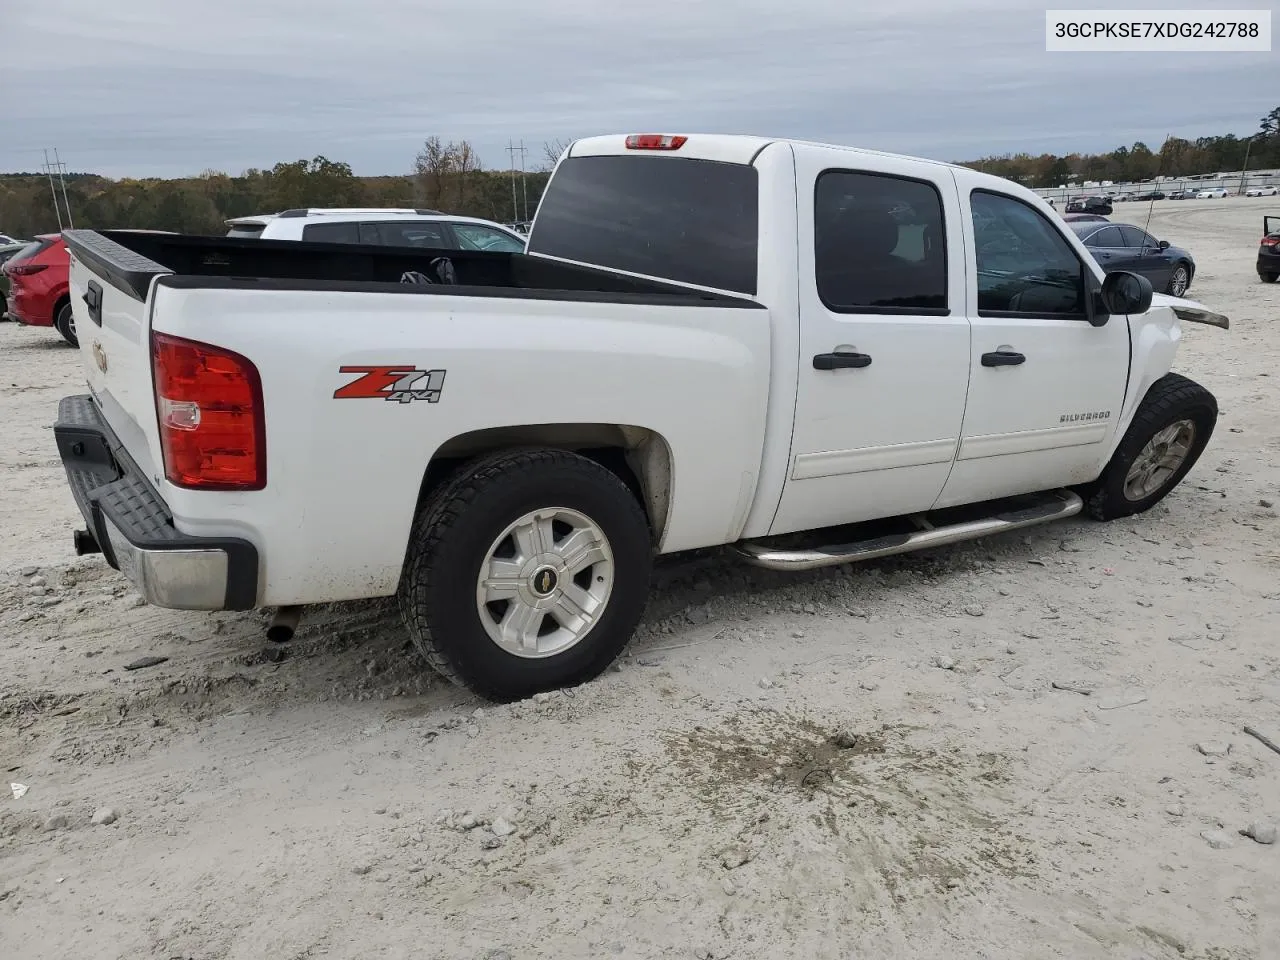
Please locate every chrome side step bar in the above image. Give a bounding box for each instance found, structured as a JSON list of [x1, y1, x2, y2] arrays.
[[734, 489, 1083, 572]]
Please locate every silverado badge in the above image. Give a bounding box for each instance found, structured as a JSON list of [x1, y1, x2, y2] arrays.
[[92, 341, 108, 374]]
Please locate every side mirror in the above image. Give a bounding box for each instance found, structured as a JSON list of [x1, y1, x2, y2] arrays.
[[1157, 239, 1170, 250], [1100, 270, 1153, 317]]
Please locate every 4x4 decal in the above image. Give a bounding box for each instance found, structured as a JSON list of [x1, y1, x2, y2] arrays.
[[334, 366, 447, 404]]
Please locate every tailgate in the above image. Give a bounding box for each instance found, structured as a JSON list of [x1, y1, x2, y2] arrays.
[[63, 230, 175, 479]]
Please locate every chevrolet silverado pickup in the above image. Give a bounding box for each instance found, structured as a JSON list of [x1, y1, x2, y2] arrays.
[[54, 133, 1229, 701]]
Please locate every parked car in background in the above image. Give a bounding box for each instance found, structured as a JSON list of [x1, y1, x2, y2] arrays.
[[1063, 213, 1109, 223], [1259, 216, 1280, 283], [1069, 221, 1195, 296], [1167, 189, 1200, 200], [1196, 187, 1229, 199], [1131, 191, 1166, 202], [2, 235, 76, 344], [0, 240, 32, 319], [1245, 185, 1279, 198], [0, 233, 24, 246], [1065, 196, 1113, 215], [225, 208, 528, 252]]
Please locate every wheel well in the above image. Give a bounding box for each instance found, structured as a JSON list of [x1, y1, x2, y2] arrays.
[[417, 424, 674, 544], [52, 292, 70, 325]]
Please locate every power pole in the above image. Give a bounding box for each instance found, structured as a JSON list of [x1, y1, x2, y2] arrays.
[[1238, 136, 1254, 196], [40, 148, 74, 229], [505, 141, 520, 223], [519, 139, 529, 222]]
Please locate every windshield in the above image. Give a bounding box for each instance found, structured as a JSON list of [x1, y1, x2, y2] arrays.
[[528, 154, 759, 295]]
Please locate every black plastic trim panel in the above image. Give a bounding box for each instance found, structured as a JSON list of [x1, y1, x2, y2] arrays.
[[61, 229, 173, 302], [153, 273, 767, 308], [52, 394, 259, 609]]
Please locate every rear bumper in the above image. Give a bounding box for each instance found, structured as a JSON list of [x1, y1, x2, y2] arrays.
[[53, 394, 259, 610], [1258, 250, 1280, 273], [7, 288, 52, 325]]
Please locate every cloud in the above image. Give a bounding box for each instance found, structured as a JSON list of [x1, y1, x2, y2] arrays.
[[3, 0, 1274, 177]]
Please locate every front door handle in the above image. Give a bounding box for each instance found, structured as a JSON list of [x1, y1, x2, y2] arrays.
[[981, 350, 1026, 367], [813, 351, 872, 370]]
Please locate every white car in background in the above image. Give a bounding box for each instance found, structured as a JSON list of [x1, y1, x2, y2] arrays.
[[225, 208, 528, 252], [1244, 185, 1279, 198], [1195, 187, 1229, 199]]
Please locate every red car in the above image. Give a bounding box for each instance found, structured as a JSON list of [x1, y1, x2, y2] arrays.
[[3, 234, 76, 346]]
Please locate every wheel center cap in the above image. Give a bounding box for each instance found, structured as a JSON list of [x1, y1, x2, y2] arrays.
[[529, 566, 559, 598]]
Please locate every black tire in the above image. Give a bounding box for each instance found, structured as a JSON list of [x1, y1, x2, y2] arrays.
[[398, 448, 652, 701], [55, 301, 78, 347], [1260, 271, 1279, 284], [1082, 373, 1217, 521], [1165, 261, 1192, 297]]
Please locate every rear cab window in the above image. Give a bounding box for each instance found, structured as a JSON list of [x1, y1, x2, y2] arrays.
[[527, 155, 759, 295]]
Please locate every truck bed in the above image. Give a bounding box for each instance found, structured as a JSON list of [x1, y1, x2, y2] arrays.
[[61, 229, 755, 307]]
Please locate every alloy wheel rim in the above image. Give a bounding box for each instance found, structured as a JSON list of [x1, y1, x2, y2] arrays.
[[475, 507, 615, 658], [1123, 419, 1196, 501]]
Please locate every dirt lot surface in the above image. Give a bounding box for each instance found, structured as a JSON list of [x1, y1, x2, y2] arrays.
[[2, 198, 1279, 960]]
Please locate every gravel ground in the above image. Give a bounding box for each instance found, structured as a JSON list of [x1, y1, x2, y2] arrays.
[[2, 198, 1279, 960]]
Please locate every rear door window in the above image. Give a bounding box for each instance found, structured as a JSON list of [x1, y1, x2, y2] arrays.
[[528, 154, 759, 294], [1088, 226, 1124, 247], [814, 170, 948, 313], [360, 221, 453, 249]]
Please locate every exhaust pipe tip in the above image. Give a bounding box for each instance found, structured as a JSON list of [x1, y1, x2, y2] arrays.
[[266, 605, 303, 644]]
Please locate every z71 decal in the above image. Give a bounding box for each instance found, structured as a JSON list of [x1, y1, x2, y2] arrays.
[[334, 366, 447, 404]]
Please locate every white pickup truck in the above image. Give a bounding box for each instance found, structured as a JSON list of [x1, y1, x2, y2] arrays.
[[55, 133, 1229, 701]]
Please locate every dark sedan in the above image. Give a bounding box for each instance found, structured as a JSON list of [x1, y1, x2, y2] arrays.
[[1069, 221, 1195, 296], [1065, 196, 1113, 215], [1260, 216, 1280, 283]]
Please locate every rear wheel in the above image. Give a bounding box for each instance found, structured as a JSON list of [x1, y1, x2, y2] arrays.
[[1166, 262, 1191, 297], [1082, 373, 1217, 521], [1260, 271, 1279, 284], [54, 301, 78, 347], [398, 449, 653, 701]]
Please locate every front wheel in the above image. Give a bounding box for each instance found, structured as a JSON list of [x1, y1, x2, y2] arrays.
[[1082, 373, 1217, 521], [398, 449, 653, 701], [55, 301, 78, 347]]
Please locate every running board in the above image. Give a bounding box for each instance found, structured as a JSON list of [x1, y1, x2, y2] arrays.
[[734, 489, 1083, 572]]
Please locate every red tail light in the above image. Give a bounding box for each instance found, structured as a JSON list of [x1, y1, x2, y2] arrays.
[[625, 134, 687, 151], [6, 262, 48, 276], [151, 331, 266, 490], [1262, 236, 1279, 247]]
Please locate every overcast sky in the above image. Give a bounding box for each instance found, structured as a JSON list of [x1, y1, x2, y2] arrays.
[[3, 0, 1276, 178]]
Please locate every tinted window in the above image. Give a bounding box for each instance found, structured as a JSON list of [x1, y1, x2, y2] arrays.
[[1117, 225, 1156, 248], [302, 222, 360, 244], [1088, 226, 1123, 247], [528, 155, 758, 294], [814, 170, 947, 313], [972, 191, 1085, 317], [361, 221, 452, 248], [452, 223, 524, 253]]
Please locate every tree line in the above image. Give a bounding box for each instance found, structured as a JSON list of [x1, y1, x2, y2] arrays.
[[2, 111, 1276, 239]]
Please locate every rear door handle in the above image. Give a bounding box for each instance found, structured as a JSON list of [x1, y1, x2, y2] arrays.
[[981, 350, 1026, 367], [813, 351, 872, 370]]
